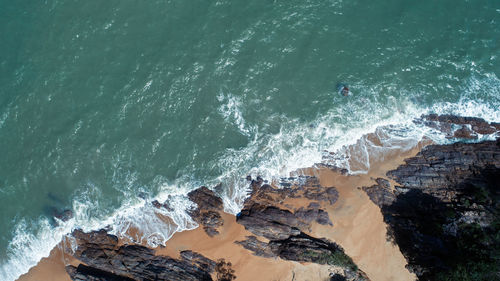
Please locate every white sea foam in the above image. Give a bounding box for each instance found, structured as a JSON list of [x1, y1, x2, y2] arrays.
[[0, 182, 198, 281], [217, 92, 257, 137], [2, 90, 500, 281], [0, 218, 74, 281]]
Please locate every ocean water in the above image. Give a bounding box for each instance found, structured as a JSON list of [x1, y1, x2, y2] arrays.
[[1, 0, 499, 279]]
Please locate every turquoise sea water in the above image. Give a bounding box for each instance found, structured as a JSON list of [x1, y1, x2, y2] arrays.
[[1, 1, 499, 279]]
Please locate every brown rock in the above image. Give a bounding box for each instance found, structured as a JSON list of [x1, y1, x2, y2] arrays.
[[68, 229, 215, 281], [187, 186, 224, 236], [453, 125, 478, 139]]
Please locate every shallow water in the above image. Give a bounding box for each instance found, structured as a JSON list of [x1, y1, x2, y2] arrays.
[[1, 0, 499, 279]]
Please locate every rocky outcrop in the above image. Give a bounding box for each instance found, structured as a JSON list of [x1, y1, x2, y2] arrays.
[[237, 204, 303, 240], [362, 178, 395, 208], [363, 135, 500, 280], [416, 114, 500, 138], [235, 233, 367, 281], [235, 176, 367, 280], [246, 175, 339, 206], [67, 229, 216, 281], [236, 233, 359, 267], [238, 176, 335, 240], [187, 186, 224, 236], [66, 264, 135, 281], [387, 139, 500, 200]]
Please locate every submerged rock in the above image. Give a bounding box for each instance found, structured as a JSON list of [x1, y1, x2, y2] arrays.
[[53, 209, 74, 222]]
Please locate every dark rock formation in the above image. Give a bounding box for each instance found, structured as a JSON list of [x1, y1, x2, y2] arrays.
[[315, 163, 349, 175], [187, 186, 224, 236], [235, 236, 276, 258], [362, 178, 396, 208], [363, 137, 500, 280], [237, 203, 303, 240], [453, 125, 478, 139], [54, 209, 74, 222], [235, 233, 367, 280], [246, 175, 339, 206], [304, 186, 340, 205], [296, 204, 333, 226], [150, 199, 172, 211], [66, 264, 135, 281], [214, 259, 236, 281], [236, 199, 333, 241], [269, 232, 355, 268], [387, 140, 499, 199], [67, 229, 215, 281], [417, 114, 500, 138]]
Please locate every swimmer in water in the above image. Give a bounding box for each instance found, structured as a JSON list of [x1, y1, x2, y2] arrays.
[[341, 86, 349, 96]]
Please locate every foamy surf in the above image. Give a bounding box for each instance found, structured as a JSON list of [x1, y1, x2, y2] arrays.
[[4, 95, 500, 281]]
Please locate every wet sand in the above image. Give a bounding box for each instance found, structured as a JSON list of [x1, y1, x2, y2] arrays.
[[17, 142, 427, 281], [17, 245, 73, 281]]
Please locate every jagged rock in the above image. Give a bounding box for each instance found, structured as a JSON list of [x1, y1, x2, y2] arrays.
[[295, 206, 333, 226], [315, 163, 349, 175], [66, 264, 134, 281], [453, 125, 478, 139], [269, 233, 353, 267], [187, 186, 224, 236], [364, 137, 500, 280], [68, 229, 215, 281], [236, 232, 368, 280], [180, 250, 217, 272], [387, 140, 500, 199], [215, 259, 236, 281], [237, 199, 333, 240], [188, 186, 223, 211], [237, 203, 303, 240], [375, 178, 390, 189], [235, 178, 368, 279], [245, 175, 339, 207], [152, 199, 174, 211], [418, 114, 499, 137], [235, 236, 276, 258], [362, 179, 396, 208], [53, 209, 74, 222], [151, 200, 162, 208], [303, 186, 339, 205]]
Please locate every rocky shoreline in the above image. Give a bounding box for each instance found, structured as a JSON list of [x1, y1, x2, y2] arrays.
[[65, 175, 369, 281], [19, 115, 500, 281]]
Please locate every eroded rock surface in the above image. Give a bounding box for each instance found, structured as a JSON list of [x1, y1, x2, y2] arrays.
[[363, 136, 500, 280], [416, 114, 500, 138], [187, 186, 224, 236], [67, 229, 215, 281], [387, 140, 500, 199]]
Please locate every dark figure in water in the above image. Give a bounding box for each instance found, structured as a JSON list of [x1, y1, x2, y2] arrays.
[[341, 86, 349, 96]]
